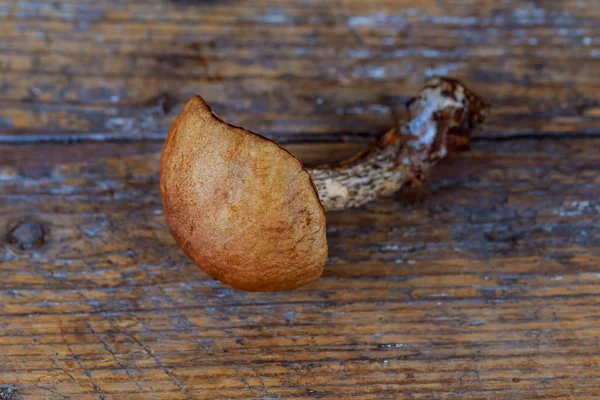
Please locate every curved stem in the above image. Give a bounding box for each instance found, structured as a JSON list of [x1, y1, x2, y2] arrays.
[[308, 77, 488, 211]]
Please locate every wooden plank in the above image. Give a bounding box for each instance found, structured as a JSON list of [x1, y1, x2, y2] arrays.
[[0, 0, 599, 141], [0, 138, 599, 398]]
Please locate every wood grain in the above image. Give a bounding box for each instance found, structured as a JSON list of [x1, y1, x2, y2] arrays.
[[1, 0, 599, 142], [2, 0, 600, 398], [1, 138, 600, 398]]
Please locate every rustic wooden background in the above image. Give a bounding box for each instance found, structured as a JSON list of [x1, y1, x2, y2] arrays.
[[1, 0, 600, 399]]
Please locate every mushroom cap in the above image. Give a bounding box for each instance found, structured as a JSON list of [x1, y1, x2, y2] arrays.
[[160, 96, 328, 291]]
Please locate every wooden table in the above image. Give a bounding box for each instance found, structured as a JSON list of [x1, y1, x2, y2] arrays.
[[1, 1, 599, 398]]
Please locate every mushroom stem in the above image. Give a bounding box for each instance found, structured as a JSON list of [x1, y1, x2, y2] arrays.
[[308, 77, 488, 211]]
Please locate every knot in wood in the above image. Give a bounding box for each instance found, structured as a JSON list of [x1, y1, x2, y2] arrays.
[[7, 220, 47, 251]]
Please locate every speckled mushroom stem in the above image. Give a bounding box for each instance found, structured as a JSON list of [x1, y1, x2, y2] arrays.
[[308, 77, 488, 211]]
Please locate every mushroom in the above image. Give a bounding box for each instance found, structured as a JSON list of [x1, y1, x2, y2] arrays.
[[160, 77, 487, 291]]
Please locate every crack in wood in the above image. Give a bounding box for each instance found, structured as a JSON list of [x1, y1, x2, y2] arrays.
[[123, 332, 190, 397], [86, 322, 148, 395], [65, 343, 106, 400]]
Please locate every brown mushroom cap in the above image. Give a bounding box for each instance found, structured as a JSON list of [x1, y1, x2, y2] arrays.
[[160, 96, 328, 291]]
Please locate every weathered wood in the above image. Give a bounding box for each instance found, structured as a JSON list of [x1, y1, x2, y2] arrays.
[[1, 0, 599, 141], [1, 138, 600, 398], [1, 0, 600, 398]]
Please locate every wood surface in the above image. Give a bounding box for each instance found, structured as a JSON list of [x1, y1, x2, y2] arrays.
[[1, 0, 600, 399], [0, 0, 599, 143]]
